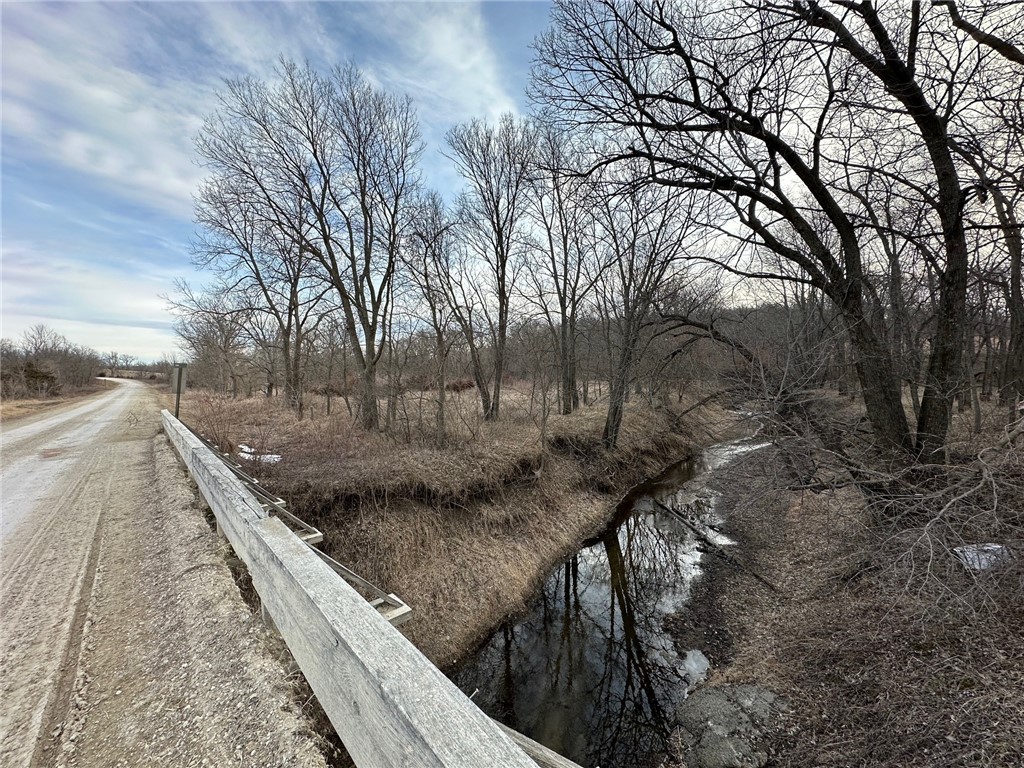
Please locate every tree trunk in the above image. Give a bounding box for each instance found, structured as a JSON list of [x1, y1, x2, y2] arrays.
[[559, 320, 574, 416], [489, 321, 506, 422], [359, 363, 379, 431], [435, 333, 447, 443], [603, 341, 634, 450], [283, 335, 305, 418], [559, 317, 580, 415], [915, 236, 969, 459], [842, 300, 913, 453], [489, 362, 503, 421], [467, 342, 492, 418], [290, 362, 304, 419]]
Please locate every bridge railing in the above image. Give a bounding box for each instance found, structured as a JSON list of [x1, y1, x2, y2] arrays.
[[161, 409, 547, 768]]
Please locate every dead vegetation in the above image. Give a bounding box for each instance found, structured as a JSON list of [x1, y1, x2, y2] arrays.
[[684, 396, 1024, 767], [178, 383, 728, 667]]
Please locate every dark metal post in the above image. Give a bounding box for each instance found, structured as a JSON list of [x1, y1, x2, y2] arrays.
[[172, 363, 187, 419]]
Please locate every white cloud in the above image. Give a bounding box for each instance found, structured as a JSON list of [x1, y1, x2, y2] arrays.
[[347, 3, 522, 198], [193, 2, 337, 79], [0, 240, 190, 360], [361, 2, 519, 124], [2, 4, 212, 218]]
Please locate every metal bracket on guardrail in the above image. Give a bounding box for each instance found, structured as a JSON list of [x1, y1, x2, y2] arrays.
[[181, 422, 412, 627]]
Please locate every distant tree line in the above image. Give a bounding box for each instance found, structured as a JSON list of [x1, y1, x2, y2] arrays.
[[1, 325, 102, 398], [174, 0, 1023, 461]]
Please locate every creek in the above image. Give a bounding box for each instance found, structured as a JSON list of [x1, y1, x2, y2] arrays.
[[451, 433, 770, 768]]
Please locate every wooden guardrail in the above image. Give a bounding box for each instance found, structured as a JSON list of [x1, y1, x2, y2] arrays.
[[174, 419, 412, 625], [161, 410, 542, 768]]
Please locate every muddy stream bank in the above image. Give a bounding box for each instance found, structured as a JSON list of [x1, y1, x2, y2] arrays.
[[450, 430, 770, 768]]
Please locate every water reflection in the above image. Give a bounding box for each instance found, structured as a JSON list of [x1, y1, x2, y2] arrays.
[[455, 519, 690, 766], [453, 437, 769, 767]]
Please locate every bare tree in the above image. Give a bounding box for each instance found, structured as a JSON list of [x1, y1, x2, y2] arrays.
[[196, 60, 423, 430], [523, 124, 602, 415], [1, 326, 101, 398], [446, 113, 537, 421], [193, 173, 329, 417], [592, 175, 699, 448], [21, 324, 66, 358], [104, 351, 122, 377], [405, 191, 460, 441], [169, 284, 251, 397], [533, 0, 1011, 459], [932, 0, 1024, 66], [935, 1, 1024, 417]]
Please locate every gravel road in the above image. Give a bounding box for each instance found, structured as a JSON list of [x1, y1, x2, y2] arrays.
[[0, 381, 327, 768]]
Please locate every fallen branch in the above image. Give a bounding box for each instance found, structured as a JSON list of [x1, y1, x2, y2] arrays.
[[997, 413, 1024, 449], [654, 499, 786, 596]]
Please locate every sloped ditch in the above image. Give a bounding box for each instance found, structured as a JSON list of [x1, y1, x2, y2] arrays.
[[450, 432, 770, 767]]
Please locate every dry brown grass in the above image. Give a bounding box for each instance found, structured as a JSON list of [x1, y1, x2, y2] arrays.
[[693, 396, 1024, 768], [177, 382, 733, 667], [0, 378, 119, 424]]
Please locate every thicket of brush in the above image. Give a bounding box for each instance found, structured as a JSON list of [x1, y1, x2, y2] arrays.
[[683, 393, 1024, 768]]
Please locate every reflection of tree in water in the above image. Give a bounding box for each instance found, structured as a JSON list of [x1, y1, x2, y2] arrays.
[[454, 504, 711, 768]]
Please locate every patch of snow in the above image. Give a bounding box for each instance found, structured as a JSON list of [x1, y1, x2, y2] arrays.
[[702, 438, 771, 472], [953, 543, 1012, 571], [682, 649, 710, 691], [237, 445, 282, 464]]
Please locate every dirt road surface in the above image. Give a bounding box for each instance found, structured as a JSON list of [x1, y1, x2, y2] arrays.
[[0, 381, 326, 768]]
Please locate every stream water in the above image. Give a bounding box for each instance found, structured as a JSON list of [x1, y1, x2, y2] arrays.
[[451, 433, 770, 768]]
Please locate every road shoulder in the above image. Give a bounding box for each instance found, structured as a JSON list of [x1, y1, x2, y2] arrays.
[[50, 431, 328, 767]]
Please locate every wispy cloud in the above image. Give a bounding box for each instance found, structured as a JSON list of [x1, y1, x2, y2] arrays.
[[345, 2, 533, 200], [1, 239, 188, 358], [2, 4, 209, 218], [358, 2, 520, 123], [1, 1, 544, 358]]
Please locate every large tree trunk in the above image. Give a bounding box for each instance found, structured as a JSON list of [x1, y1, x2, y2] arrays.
[[488, 295, 508, 422], [465, 338, 492, 418], [359, 361, 379, 431], [559, 318, 578, 415], [489, 347, 504, 422], [842, 299, 913, 453], [915, 211, 970, 459], [282, 334, 304, 419]]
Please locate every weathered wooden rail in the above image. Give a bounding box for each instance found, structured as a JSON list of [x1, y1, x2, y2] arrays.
[[175, 419, 411, 625], [161, 410, 579, 768]]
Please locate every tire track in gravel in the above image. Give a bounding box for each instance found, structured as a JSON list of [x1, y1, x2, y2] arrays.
[[0, 381, 141, 768], [1, 381, 327, 768], [1, 383, 140, 540]]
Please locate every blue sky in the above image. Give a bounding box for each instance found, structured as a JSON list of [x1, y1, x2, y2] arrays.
[[1, 1, 551, 360]]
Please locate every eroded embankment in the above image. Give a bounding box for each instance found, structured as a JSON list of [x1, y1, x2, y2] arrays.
[[260, 405, 728, 668], [661, 434, 1024, 768]]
